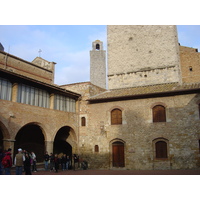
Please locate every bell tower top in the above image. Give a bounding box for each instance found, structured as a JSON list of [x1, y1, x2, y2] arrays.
[[92, 40, 104, 51]]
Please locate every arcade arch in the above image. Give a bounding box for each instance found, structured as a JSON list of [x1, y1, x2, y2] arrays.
[[14, 123, 45, 162], [53, 126, 77, 159], [0, 121, 10, 150]]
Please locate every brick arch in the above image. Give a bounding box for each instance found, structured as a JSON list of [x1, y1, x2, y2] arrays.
[[0, 121, 10, 139], [150, 102, 167, 109], [109, 105, 124, 112], [15, 122, 46, 162]]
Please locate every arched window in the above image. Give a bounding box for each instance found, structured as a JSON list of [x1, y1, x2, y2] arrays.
[[111, 109, 122, 125], [96, 44, 100, 50], [155, 141, 168, 158], [81, 117, 86, 126], [94, 145, 99, 153], [153, 105, 166, 122]]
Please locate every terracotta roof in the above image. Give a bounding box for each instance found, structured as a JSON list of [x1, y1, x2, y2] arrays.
[[88, 82, 200, 102]]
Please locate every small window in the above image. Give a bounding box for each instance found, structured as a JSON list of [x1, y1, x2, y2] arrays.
[[199, 140, 200, 153], [111, 108, 122, 125], [96, 44, 100, 50], [153, 105, 166, 122], [155, 141, 168, 158], [189, 66, 193, 71], [198, 104, 200, 119], [94, 145, 99, 153], [81, 117, 86, 126]]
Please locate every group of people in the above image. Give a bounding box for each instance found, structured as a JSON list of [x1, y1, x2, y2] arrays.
[[1, 146, 87, 175], [44, 151, 74, 172], [0, 147, 37, 175]]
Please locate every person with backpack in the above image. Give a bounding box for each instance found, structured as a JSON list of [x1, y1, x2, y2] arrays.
[[2, 151, 12, 175]]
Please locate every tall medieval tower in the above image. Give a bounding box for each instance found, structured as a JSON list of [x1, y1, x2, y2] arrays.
[[90, 40, 106, 89], [107, 25, 182, 89]]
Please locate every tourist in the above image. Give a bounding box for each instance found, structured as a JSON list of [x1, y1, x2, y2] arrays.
[[49, 153, 54, 172], [54, 154, 59, 173], [14, 148, 25, 175], [61, 154, 67, 170], [2, 150, 12, 175], [44, 151, 49, 171], [31, 151, 37, 172], [24, 152, 32, 175]]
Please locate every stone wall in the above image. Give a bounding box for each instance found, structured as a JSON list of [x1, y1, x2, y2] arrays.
[[107, 25, 181, 89], [77, 84, 200, 170]]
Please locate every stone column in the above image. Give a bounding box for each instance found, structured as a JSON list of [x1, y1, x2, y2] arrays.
[[45, 141, 53, 154], [11, 83, 18, 102], [3, 139, 15, 154]]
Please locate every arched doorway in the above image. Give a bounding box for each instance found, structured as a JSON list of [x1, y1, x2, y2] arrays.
[[15, 123, 45, 162], [53, 126, 72, 157], [112, 141, 125, 167]]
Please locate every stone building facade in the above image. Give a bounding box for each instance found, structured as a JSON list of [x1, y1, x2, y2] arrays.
[[1, 25, 200, 170]]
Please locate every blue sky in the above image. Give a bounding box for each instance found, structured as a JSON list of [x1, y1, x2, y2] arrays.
[[0, 25, 199, 85]]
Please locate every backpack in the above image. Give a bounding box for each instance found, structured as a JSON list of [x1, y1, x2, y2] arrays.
[[1, 155, 11, 168]]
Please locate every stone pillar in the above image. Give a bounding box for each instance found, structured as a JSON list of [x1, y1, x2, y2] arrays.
[[3, 139, 15, 154], [11, 83, 18, 102], [45, 141, 54, 154], [49, 93, 54, 110]]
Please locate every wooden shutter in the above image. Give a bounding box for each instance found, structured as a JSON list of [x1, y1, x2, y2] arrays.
[[94, 145, 99, 152], [81, 117, 86, 126], [111, 109, 122, 125], [153, 105, 166, 122], [156, 141, 167, 158]]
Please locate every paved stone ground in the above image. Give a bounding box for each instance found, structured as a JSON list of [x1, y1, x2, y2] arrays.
[[34, 169, 200, 175], [9, 168, 200, 175]]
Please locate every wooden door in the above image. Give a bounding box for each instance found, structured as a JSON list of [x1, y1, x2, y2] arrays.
[[112, 142, 125, 167]]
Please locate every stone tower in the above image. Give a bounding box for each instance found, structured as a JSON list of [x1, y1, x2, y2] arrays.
[[107, 25, 182, 89], [90, 40, 106, 89]]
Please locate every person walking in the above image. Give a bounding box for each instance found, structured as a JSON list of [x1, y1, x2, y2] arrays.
[[44, 151, 49, 171], [14, 148, 25, 175]]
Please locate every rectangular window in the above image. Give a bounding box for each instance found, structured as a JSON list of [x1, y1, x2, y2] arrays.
[[0, 78, 12, 101], [54, 94, 76, 112], [17, 84, 49, 108]]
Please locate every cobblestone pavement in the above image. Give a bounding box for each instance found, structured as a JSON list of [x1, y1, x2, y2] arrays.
[[9, 168, 200, 175]]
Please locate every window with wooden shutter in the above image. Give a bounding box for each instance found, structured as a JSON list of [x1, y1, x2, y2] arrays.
[[198, 104, 200, 119], [81, 117, 86, 126], [94, 145, 99, 152], [155, 141, 168, 158], [199, 140, 200, 153], [111, 109, 122, 125], [153, 105, 166, 122]]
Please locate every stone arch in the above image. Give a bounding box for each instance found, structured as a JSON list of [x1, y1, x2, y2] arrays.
[[53, 126, 78, 160], [0, 121, 10, 140], [0, 121, 10, 150], [14, 122, 46, 162]]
